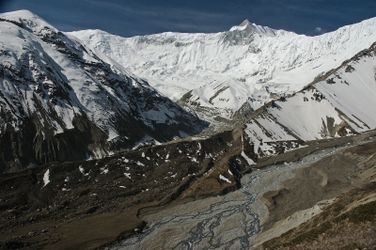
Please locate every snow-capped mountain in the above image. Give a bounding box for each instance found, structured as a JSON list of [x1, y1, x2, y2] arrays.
[[0, 10, 207, 173], [241, 42, 376, 160], [70, 17, 376, 120]]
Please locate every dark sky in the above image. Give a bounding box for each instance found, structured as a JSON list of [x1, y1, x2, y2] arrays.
[[1, 0, 376, 37]]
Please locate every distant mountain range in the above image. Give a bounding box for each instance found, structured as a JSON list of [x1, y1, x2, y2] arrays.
[[70, 17, 376, 120]]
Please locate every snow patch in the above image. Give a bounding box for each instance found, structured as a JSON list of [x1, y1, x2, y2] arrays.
[[136, 161, 145, 167], [100, 167, 109, 174], [42, 169, 50, 187], [219, 174, 231, 184]]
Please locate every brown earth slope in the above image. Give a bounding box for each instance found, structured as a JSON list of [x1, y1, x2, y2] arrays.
[[256, 139, 376, 250]]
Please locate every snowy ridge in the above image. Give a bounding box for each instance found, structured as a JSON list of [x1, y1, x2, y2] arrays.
[[242, 42, 376, 159], [0, 10, 206, 172], [69, 17, 376, 119]]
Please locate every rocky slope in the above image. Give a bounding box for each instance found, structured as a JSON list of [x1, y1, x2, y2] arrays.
[[0, 128, 247, 250], [0, 10, 207, 173], [70, 18, 376, 120]]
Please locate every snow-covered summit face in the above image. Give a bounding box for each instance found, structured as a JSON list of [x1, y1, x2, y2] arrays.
[[69, 17, 376, 120], [230, 19, 253, 31], [229, 19, 276, 36], [0, 10, 207, 172], [0, 9, 57, 34]]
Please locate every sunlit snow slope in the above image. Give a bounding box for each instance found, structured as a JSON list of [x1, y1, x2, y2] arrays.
[[242, 42, 376, 160], [70, 18, 376, 119]]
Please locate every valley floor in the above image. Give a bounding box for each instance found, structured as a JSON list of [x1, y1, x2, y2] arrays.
[[111, 132, 376, 250], [1, 130, 376, 250]]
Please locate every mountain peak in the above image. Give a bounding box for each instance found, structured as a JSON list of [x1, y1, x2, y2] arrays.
[[0, 9, 56, 33], [239, 19, 252, 27], [0, 9, 36, 18], [230, 19, 254, 31], [229, 19, 276, 35]]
